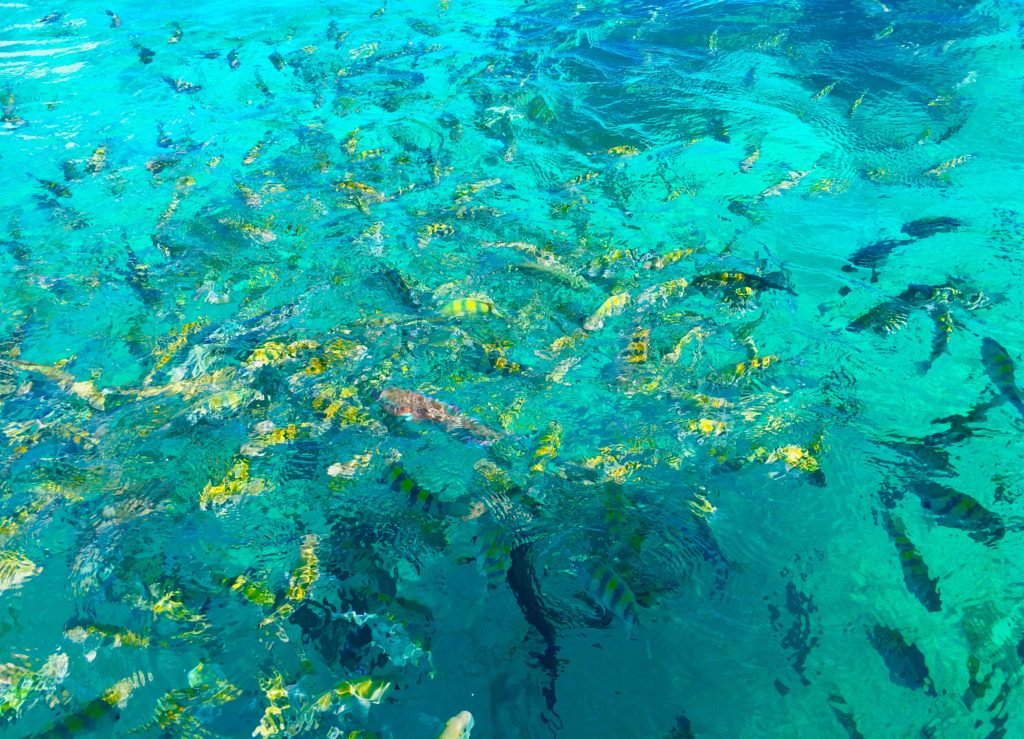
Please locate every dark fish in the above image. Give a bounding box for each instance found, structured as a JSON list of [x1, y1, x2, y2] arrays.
[[901, 216, 961, 239], [478, 344, 526, 376], [156, 124, 173, 148], [381, 462, 448, 517], [380, 267, 423, 310], [743, 65, 758, 88], [30, 696, 119, 737], [29, 673, 149, 738], [36, 12, 63, 24], [476, 525, 513, 588], [665, 712, 696, 739], [227, 48, 240, 70], [981, 337, 1024, 419], [727, 198, 759, 222], [34, 177, 72, 198], [138, 46, 154, 63], [105, 9, 120, 28], [61, 159, 82, 182], [963, 654, 994, 709], [847, 298, 909, 334], [936, 121, 964, 144], [254, 73, 273, 100], [848, 284, 958, 372], [918, 303, 954, 373], [908, 480, 1005, 545], [406, 18, 443, 37], [124, 245, 161, 307], [843, 238, 915, 275], [708, 114, 730, 143], [268, 51, 285, 71], [827, 693, 865, 739], [774, 582, 818, 686], [881, 512, 941, 612], [284, 439, 320, 481], [867, 625, 936, 696]]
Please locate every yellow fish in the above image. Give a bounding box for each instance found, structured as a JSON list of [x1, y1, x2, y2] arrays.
[[849, 91, 867, 117], [439, 298, 501, 318], [739, 148, 760, 173], [644, 247, 696, 271], [926, 154, 973, 177], [86, 146, 107, 174], [530, 421, 562, 474], [622, 327, 650, 365], [438, 710, 475, 739], [584, 292, 630, 331], [734, 353, 779, 378], [812, 80, 838, 100], [243, 138, 268, 165]]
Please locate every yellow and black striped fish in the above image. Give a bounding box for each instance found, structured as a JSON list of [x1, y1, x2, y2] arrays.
[[482, 344, 525, 376], [381, 462, 446, 517], [693, 271, 795, 296], [622, 327, 650, 365], [381, 267, 423, 310], [907, 480, 1005, 545], [585, 563, 639, 630], [476, 526, 513, 589], [584, 292, 630, 331], [982, 337, 1024, 419], [32, 673, 152, 738], [439, 298, 501, 318], [530, 421, 562, 474], [35, 177, 72, 198], [881, 512, 941, 612], [642, 247, 696, 271]]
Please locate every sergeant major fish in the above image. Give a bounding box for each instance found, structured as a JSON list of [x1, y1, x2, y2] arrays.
[[692, 271, 795, 296], [842, 238, 915, 281], [845, 218, 961, 281], [847, 284, 961, 372], [28, 672, 152, 738], [381, 462, 450, 518], [906, 480, 1005, 545], [583, 563, 640, 631], [981, 338, 1024, 420], [881, 512, 941, 612], [530, 421, 561, 474], [867, 625, 936, 696], [900, 216, 961, 239]]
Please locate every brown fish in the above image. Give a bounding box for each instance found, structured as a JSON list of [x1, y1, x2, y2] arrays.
[[378, 388, 501, 445]]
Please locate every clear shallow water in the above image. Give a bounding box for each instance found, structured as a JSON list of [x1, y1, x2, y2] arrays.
[[1, 0, 1024, 736]]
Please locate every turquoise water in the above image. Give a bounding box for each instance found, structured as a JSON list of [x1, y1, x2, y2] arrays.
[[2, 0, 1024, 736]]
